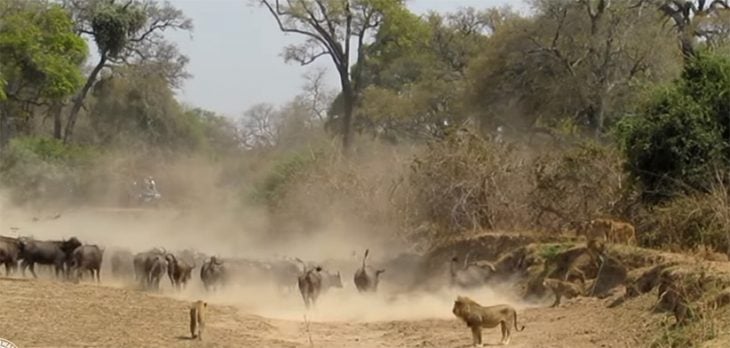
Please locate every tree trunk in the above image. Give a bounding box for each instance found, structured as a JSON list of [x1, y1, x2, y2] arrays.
[[64, 54, 107, 143], [594, 95, 606, 139], [340, 77, 354, 155], [51, 101, 63, 140], [0, 104, 9, 149]]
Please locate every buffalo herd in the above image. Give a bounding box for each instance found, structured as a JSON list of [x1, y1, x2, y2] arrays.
[[0, 233, 391, 308]]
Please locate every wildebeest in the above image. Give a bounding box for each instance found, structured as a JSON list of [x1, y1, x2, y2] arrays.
[[293, 258, 343, 292], [0, 235, 22, 276], [110, 249, 134, 279], [297, 266, 323, 309], [353, 249, 385, 293], [166, 253, 195, 290], [17, 236, 82, 279], [449, 254, 497, 289], [70, 244, 104, 283], [200, 256, 226, 291]]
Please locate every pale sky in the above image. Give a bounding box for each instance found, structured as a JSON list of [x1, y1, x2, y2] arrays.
[[163, 0, 526, 117]]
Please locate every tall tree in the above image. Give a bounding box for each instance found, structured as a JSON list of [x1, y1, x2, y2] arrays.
[[258, 0, 407, 154], [0, 0, 87, 145], [62, 0, 192, 143], [352, 7, 497, 141], [636, 0, 730, 58], [468, 0, 680, 137]]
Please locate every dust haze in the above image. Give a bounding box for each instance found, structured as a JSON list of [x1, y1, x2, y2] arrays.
[[0, 152, 532, 324]]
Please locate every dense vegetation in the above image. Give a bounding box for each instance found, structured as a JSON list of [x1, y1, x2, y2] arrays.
[[3, 0, 730, 257]]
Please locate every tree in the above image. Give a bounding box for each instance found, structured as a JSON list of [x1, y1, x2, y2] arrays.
[[467, 0, 681, 137], [258, 0, 408, 153], [239, 103, 280, 149], [617, 52, 730, 203], [62, 0, 192, 143], [87, 64, 204, 150], [0, 0, 87, 145], [183, 107, 242, 157], [341, 7, 497, 141], [636, 0, 730, 58]]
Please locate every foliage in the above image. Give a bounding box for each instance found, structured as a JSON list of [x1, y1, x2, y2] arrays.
[[467, 0, 680, 134], [250, 150, 321, 208], [88, 65, 206, 150], [62, 0, 193, 142], [259, 0, 412, 152], [0, 136, 98, 203], [185, 107, 242, 158], [637, 181, 730, 254], [0, 0, 87, 99], [617, 52, 730, 203], [89, 1, 146, 57], [530, 141, 626, 231], [397, 127, 532, 238], [348, 8, 499, 141]]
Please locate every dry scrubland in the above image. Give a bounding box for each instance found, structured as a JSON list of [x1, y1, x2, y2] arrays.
[[1, 139, 730, 348], [2, 193, 730, 348], [7, 0, 730, 346]]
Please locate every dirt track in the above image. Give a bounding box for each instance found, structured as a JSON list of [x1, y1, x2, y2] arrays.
[[0, 276, 662, 348]]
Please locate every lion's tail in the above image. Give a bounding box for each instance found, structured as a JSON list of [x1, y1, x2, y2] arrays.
[[514, 310, 525, 332], [362, 249, 370, 268]]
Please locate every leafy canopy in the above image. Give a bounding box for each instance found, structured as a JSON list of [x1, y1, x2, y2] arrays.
[[0, 0, 88, 99]]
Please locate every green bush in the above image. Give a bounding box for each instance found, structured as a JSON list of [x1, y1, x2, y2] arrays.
[[617, 51, 730, 203], [0, 136, 98, 203], [249, 150, 320, 207]]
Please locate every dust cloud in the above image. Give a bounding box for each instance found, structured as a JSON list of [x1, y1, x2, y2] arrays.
[[0, 152, 534, 325]]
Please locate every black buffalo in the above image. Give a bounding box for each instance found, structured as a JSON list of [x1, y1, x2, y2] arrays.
[[18, 236, 82, 279], [70, 244, 104, 283]]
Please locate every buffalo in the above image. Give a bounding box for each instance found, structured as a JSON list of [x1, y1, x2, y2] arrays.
[[200, 256, 226, 292], [166, 253, 195, 290], [0, 235, 22, 276], [70, 244, 104, 283], [18, 236, 82, 279], [133, 248, 168, 290]]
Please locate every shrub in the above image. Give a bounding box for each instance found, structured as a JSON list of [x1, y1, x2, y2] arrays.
[[397, 127, 532, 239], [617, 51, 730, 203], [249, 149, 321, 208], [0, 136, 98, 203], [637, 184, 730, 254], [530, 141, 625, 232]]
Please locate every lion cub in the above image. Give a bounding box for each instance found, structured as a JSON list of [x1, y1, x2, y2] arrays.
[[190, 300, 207, 340], [452, 296, 525, 346]]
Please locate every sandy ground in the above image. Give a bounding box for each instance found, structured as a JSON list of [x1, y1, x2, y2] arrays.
[[0, 275, 662, 348]]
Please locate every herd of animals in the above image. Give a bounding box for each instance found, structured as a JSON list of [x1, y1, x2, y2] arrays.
[[0, 216, 637, 346]]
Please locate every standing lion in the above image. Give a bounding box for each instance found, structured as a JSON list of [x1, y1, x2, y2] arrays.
[[452, 296, 525, 346], [588, 218, 636, 245]]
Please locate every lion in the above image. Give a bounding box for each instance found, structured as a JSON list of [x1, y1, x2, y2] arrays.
[[657, 287, 694, 326], [543, 278, 584, 307], [452, 296, 525, 346], [190, 300, 207, 340], [589, 218, 636, 245]]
